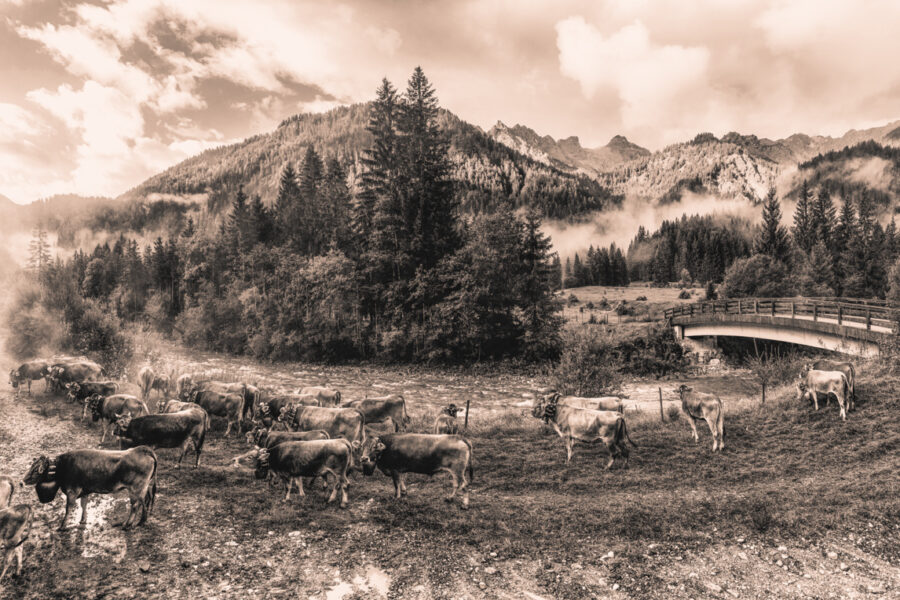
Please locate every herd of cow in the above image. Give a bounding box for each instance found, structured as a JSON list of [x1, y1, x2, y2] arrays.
[[0, 354, 858, 583]]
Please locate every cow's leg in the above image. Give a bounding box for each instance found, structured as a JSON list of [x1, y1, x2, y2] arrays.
[[0, 549, 10, 581], [14, 544, 23, 575], [687, 416, 700, 443], [442, 468, 459, 502], [79, 496, 90, 526], [603, 440, 616, 470], [284, 478, 294, 502], [224, 419, 232, 437], [564, 436, 574, 464], [176, 440, 189, 468], [60, 494, 78, 530], [813, 392, 819, 411], [390, 471, 402, 499], [838, 393, 847, 421], [100, 421, 108, 444], [399, 473, 408, 496], [27, 380, 32, 397], [324, 469, 340, 504], [704, 416, 718, 451], [294, 477, 305, 499]]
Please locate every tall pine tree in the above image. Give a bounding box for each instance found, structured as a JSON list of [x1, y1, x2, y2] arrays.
[[792, 180, 815, 253], [754, 188, 791, 263]]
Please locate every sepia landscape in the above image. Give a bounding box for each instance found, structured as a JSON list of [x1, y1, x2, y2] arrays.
[[1, 1, 899, 599]]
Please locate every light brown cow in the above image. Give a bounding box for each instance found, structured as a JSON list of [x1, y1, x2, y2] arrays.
[[797, 370, 850, 421], [0, 476, 13, 510], [0, 504, 32, 582], [137, 366, 155, 402], [297, 386, 341, 407], [433, 404, 464, 434], [531, 395, 635, 467], [150, 374, 171, 400], [175, 374, 193, 400], [9, 360, 50, 398], [277, 405, 365, 443], [676, 385, 725, 452], [89, 394, 150, 443], [810, 360, 856, 410]]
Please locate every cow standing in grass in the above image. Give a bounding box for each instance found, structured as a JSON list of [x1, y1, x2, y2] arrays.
[[810, 360, 856, 409], [277, 405, 365, 443], [342, 394, 410, 432], [798, 370, 851, 421], [676, 384, 725, 452], [175, 374, 193, 400], [531, 394, 635, 467], [542, 391, 623, 413], [297, 386, 341, 407], [357, 433, 474, 509], [23, 447, 157, 530], [150, 374, 171, 400], [67, 381, 120, 420]]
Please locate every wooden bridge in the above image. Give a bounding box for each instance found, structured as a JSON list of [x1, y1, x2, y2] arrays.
[[665, 298, 897, 356]]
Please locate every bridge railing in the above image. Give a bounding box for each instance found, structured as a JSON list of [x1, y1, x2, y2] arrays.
[[664, 297, 899, 334]]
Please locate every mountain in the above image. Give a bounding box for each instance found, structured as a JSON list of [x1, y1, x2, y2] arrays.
[[488, 122, 649, 176], [787, 140, 900, 206], [125, 103, 620, 221]]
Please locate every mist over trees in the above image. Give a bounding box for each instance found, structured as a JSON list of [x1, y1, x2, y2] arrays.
[[10, 68, 563, 364]]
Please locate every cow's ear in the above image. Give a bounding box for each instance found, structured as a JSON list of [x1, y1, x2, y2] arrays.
[[375, 442, 386, 452]]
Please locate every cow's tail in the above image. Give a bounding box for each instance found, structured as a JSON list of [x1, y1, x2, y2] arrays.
[[236, 394, 246, 433], [717, 398, 726, 439], [140, 448, 158, 516], [620, 417, 637, 447], [112, 382, 119, 394], [352, 408, 366, 444], [462, 438, 474, 482], [848, 364, 856, 398], [842, 374, 850, 408], [335, 390, 342, 405]]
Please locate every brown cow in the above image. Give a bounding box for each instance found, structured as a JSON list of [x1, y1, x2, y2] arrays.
[[190, 389, 244, 436], [0, 476, 13, 510], [89, 394, 149, 443], [150, 374, 171, 400], [676, 385, 725, 452], [810, 360, 856, 409], [797, 370, 850, 420], [277, 405, 365, 443], [342, 395, 410, 432], [432, 404, 464, 434], [137, 366, 155, 402], [542, 391, 623, 413], [9, 360, 50, 398], [0, 504, 32, 581], [297, 386, 341, 407]]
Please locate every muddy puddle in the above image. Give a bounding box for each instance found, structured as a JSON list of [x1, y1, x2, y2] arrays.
[[323, 564, 391, 599]]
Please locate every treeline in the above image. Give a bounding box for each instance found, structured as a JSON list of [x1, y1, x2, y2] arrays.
[[625, 216, 753, 285], [16, 68, 563, 365], [720, 183, 900, 299], [563, 244, 629, 288]]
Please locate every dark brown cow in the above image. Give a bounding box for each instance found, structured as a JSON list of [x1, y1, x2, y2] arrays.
[[150, 374, 171, 400], [342, 395, 410, 432], [137, 366, 155, 402], [115, 407, 209, 467], [242, 440, 353, 507], [158, 399, 195, 414], [23, 447, 157, 530], [192, 381, 257, 420], [357, 433, 474, 509], [190, 389, 244, 436], [89, 394, 149, 443], [46, 361, 102, 394], [9, 360, 50, 398]]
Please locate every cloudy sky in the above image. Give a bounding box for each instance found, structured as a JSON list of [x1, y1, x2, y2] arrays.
[[1, 0, 899, 203]]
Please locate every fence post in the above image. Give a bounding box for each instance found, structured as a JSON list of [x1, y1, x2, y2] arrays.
[[754, 299, 759, 314], [659, 387, 665, 423], [838, 306, 842, 325], [771, 301, 776, 317], [791, 301, 795, 318], [813, 304, 818, 322], [866, 310, 871, 330], [738, 300, 742, 315], [464, 396, 471, 432]]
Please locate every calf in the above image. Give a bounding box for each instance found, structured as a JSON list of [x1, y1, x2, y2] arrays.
[[89, 394, 149, 443], [278, 405, 365, 443], [531, 395, 634, 467], [115, 407, 209, 467], [342, 394, 410, 432], [9, 360, 50, 398], [297, 386, 341, 407], [190, 389, 244, 436], [243, 440, 353, 507], [67, 381, 120, 420], [0, 504, 32, 582], [357, 433, 474, 509], [23, 447, 157, 530], [433, 404, 463, 434], [798, 370, 850, 420], [676, 384, 725, 452], [137, 366, 154, 402]]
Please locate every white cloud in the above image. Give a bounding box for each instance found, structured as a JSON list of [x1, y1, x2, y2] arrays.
[[556, 17, 709, 129]]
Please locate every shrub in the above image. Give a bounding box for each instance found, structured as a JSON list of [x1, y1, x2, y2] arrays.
[[585, 301, 595, 310], [666, 404, 681, 422], [4, 281, 63, 360], [567, 293, 579, 304], [552, 327, 623, 396], [587, 313, 598, 324], [705, 281, 717, 300], [66, 299, 133, 376], [635, 295, 648, 301], [614, 301, 634, 316], [678, 289, 692, 300], [721, 254, 795, 298]]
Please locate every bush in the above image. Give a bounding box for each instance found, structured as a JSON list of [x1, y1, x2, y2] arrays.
[[678, 289, 692, 300], [585, 301, 595, 310], [666, 404, 681, 422], [705, 281, 717, 300], [66, 299, 133, 376], [635, 295, 648, 301], [614, 301, 634, 316], [4, 282, 64, 360], [552, 327, 623, 396], [721, 254, 795, 298], [567, 293, 579, 304]]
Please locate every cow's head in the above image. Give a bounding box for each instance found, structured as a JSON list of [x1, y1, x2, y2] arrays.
[[796, 380, 809, 400], [677, 384, 691, 399], [277, 404, 297, 428], [443, 404, 463, 417], [532, 392, 559, 420], [23, 455, 53, 485], [9, 369, 19, 388], [188, 388, 200, 404], [89, 394, 105, 422], [114, 412, 133, 436], [156, 398, 169, 413], [254, 447, 270, 479], [66, 382, 81, 401], [357, 436, 385, 476], [246, 423, 266, 446]]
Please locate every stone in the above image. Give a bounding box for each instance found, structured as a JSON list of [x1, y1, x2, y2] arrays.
[[705, 582, 723, 594], [612, 583, 619, 591]]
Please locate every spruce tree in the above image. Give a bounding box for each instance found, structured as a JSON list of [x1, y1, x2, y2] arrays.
[[754, 188, 791, 263], [27, 225, 52, 276], [517, 211, 562, 358], [810, 189, 836, 247], [275, 163, 301, 238], [792, 180, 815, 253]]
